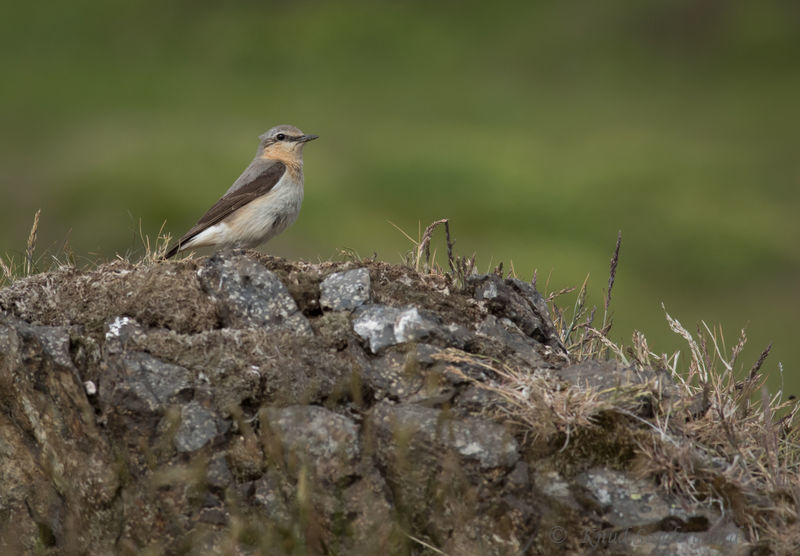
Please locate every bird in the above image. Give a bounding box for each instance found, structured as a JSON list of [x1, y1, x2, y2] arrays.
[[164, 124, 318, 259]]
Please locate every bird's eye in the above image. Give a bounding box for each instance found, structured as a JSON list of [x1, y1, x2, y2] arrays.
[[276, 133, 286, 141]]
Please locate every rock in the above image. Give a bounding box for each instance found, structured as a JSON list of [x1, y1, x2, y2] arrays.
[[532, 468, 745, 555], [198, 507, 229, 526], [470, 274, 565, 354], [335, 470, 395, 550], [370, 402, 524, 554], [0, 314, 119, 554], [262, 405, 360, 483], [174, 402, 221, 452], [198, 252, 311, 334], [578, 468, 745, 554], [101, 350, 193, 414], [206, 452, 233, 488], [371, 402, 519, 471], [84, 380, 97, 396], [363, 344, 488, 406], [353, 303, 467, 353], [363, 347, 426, 400], [250, 472, 292, 526], [320, 267, 371, 311], [555, 359, 673, 416], [507, 461, 530, 489], [394, 305, 437, 343], [476, 314, 546, 364], [104, 315, 147, 354], [352, 304, 407, 353]]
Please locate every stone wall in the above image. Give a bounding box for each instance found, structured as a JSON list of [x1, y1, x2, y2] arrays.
[[0, 253, 745, 554]]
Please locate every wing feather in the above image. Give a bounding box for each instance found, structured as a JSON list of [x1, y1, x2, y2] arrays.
[[165, 160, 286, 258]]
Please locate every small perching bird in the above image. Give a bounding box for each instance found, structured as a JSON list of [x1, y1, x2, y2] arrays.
[[164, 125, 318, 259]]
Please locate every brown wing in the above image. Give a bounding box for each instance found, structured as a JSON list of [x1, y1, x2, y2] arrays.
[[165, 161, 287, 258]]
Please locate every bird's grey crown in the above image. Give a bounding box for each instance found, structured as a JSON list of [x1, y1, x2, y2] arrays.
[[259, 124, 304, 144]]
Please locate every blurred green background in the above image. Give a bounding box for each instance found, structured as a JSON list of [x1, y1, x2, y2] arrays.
[[1, 1, 798, 393]]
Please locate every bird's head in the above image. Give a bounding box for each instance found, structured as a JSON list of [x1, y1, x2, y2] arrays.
[[258, 125, 318, 163]]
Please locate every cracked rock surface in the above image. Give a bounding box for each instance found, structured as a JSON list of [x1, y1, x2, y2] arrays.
[[0, 253, 744, 554]]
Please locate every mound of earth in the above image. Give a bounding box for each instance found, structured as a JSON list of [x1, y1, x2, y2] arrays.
[[0, 252, 745, 554]]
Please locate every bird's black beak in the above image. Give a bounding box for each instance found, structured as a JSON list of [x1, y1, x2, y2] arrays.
[[298, 134, 319, 143]]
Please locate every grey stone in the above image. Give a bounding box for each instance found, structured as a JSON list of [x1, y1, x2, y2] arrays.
[[507, 461, 530, 489], [622, 523, 745, 556], [0, 315, 120, 554], [534, 468, 745, 554], [363, 347, 426, 400], [206, 452, 233, 488], [555, 360, 668, 416], [448, 417, 519, 469], [470, 274, 565, 354], [174, 402, 219, 452], [394, 305, 438, 343], [579, 468, 745, 554], [251, 473, 292, 526], [198, 507, 228, 525], [352, 304, 401, 353], [364, 344, 472, 405], [84, 380, 97, 396], [411, 343, 441, 366], [16, 322, 75, 370], [198, 253, 312, 334], [263, 405, 360, 483], [338, 470, 395, 550], [103, 351, 192, 414], [353, 304, 438, 353], [320, 267, 371, 311], [476, 314, 545, 364], [455, 384, 505, 413], [372, 402, 518, 470], [104, 315, 148, 354]]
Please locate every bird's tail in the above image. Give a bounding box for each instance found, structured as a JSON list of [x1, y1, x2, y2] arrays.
[[163, 243, 180, 260]]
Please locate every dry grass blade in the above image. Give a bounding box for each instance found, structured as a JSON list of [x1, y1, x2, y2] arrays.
[[404, 531, 447, 554], [748, 344, 772, 383], [416, 218, 448, 273], [604, 230, 621, 317], [0, 255, 15, 286], [629, 330, 651, 368], [585, 327, 629, 365], [387, 220, 418, 246], [663, 305, 707, 383], [567, 274, 590, 334], [336, 247, 363, 262], [138, 219, 172, 264], [544, 285, 577, 303], [444, 219, 456, 275], [25, 209, 41, 276]]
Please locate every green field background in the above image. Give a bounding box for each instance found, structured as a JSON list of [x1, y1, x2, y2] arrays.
[[1, 2, 797, 394]]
